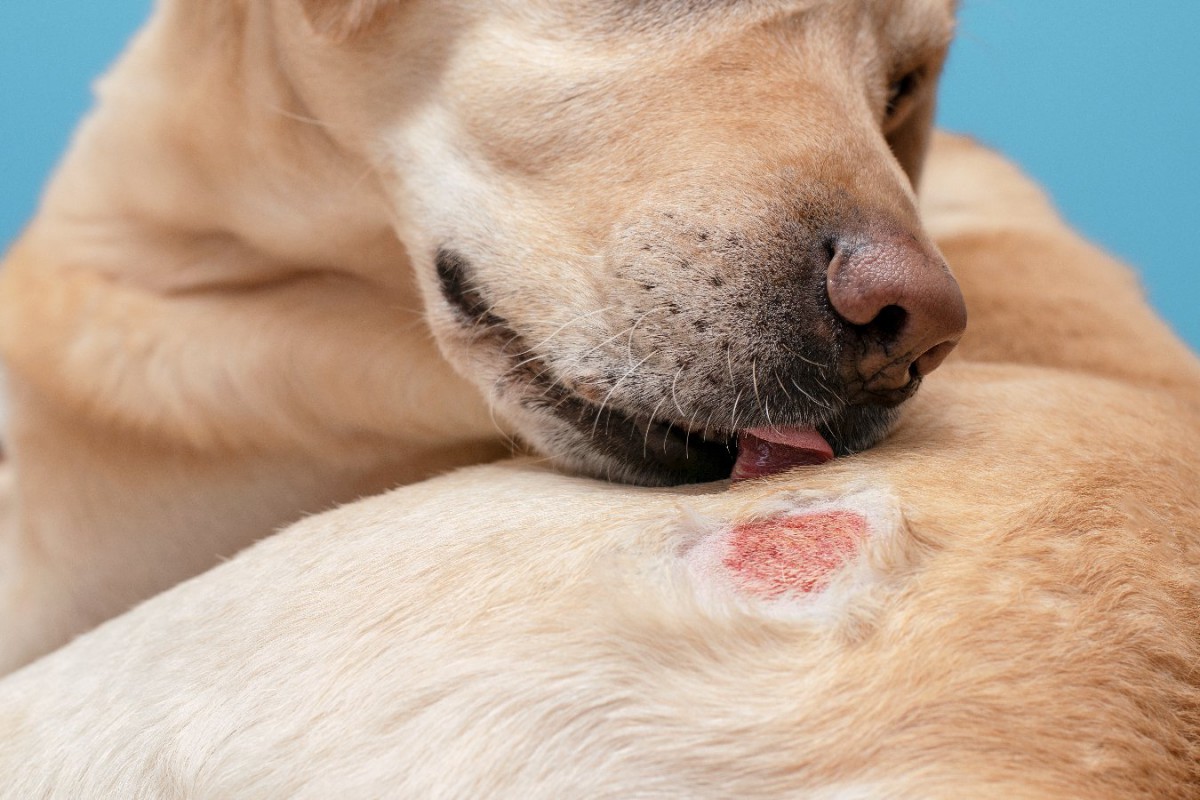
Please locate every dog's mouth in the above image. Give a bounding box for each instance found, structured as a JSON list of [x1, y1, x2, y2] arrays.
[[537, 384, 897, 487]]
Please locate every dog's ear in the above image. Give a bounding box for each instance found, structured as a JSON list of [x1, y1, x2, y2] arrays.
[[298, 0, 396, 41], [886, 88, 936, 190]]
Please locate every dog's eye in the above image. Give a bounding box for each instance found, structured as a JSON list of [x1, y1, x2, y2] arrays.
[[885, 69, 921, 118]]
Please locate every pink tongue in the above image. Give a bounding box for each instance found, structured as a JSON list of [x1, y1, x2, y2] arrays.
[[730, 427, 834, 483]]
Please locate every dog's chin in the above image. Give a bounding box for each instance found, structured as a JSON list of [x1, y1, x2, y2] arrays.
[[509, 389, 901, 488]]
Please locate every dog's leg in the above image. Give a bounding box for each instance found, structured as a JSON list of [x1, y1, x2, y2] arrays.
[[0, 235, 504, 673]]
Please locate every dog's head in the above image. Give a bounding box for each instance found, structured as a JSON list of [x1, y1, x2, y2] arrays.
[[279, 0, 965, 485]]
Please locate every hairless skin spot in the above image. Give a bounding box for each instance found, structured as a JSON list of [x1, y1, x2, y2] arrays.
[[725, 510, 869, 596]]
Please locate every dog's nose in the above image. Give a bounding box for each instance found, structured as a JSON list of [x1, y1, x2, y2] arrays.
[[826, 234, 967, 395]]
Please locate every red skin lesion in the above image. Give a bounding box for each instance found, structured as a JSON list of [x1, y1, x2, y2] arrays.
[[724, 511, 869, 597]]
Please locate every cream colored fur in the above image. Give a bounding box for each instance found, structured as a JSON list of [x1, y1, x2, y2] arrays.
[[1, 136, 1197, 798], [0, 0, 959, 671]]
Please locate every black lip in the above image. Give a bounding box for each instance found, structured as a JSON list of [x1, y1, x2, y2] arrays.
[[539, 386, 898, 487], [436, 248, 506, 326], [550, 392, 739, 485]]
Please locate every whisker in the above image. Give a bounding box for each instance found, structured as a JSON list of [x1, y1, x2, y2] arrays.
[[485, 400, 521, 455], [702, 407, 720, 446], [578, 324, 639, 362], [750, 357, 764, 419], [589, 351, 655, 440], [510, 305, 618, 369], [729, 388, 743, 432], [774, 371, 794, 405], [790, 376, 834, 412], [775, 342, 828, 372], [644, 395, 669, 458], [624, 306, 671, 364], [670, 366, 687, 420]]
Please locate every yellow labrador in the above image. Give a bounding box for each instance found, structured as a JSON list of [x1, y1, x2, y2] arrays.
[[1, 138, 1195, 797], [0, 0, 965, 671]]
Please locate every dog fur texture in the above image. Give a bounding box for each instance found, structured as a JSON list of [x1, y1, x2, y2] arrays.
[[0, 0, 967, 673], [1, 137, 1197, 799]]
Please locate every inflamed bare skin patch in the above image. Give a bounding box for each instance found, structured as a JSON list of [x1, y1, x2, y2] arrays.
[[679, 488, 908, 619]]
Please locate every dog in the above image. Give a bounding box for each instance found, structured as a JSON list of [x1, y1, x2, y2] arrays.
[[0, 0, 965, 672], [0, 137, 1196, 798]]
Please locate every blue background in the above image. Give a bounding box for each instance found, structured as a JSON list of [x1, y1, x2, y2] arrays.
[[2, 2, 1197, 350]]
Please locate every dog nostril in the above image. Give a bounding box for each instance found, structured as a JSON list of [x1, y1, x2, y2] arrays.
[[862, 304, 907, 345], [910, 338, 958, 379], [822, 236, 838, 265]]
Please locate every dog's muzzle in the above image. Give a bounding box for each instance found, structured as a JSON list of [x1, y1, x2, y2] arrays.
[[433, 222, 966, 487]]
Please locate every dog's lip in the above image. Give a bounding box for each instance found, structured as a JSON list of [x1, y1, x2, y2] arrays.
[[573, 396, 739, 482], [563, 387, 839, 484], [623, 413, 836, 484], [538, 376, 902, 486], [730, 427, 834, 483], [638, 413, 737, 457], [543, 368, 889, 486]]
